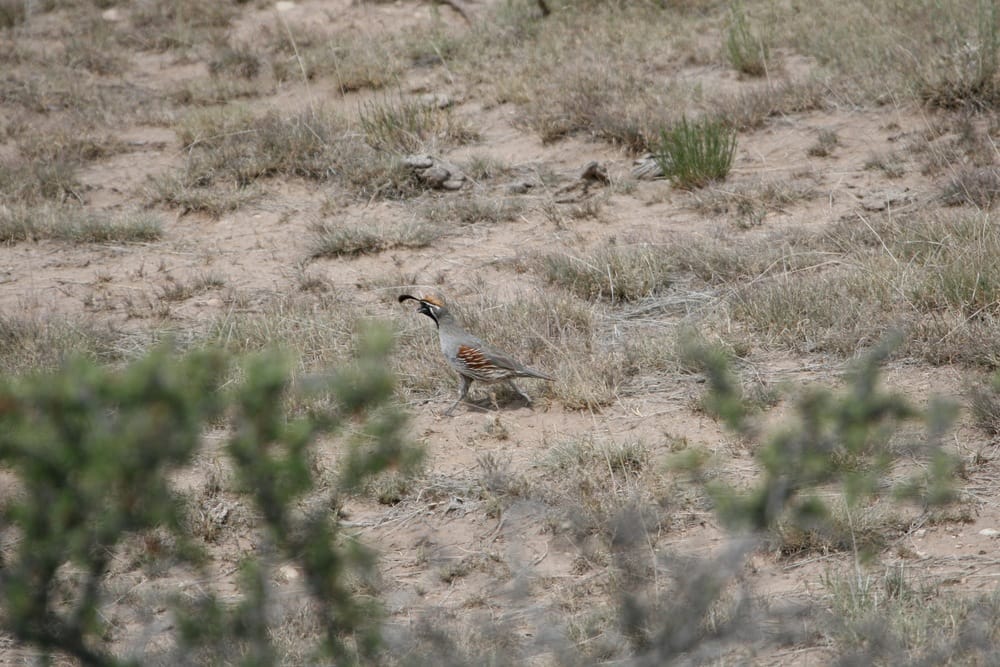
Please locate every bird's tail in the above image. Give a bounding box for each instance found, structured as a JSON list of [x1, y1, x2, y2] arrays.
[[522, 368, 555, 381]]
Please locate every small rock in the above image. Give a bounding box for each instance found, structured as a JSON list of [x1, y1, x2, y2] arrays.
[[418, 93, 454, 109], [206, 499, 233, 525], [860, 188, 912, 211], [914, 528, 926, 538], [404, 154, 466, 190], [403, 154, 434, 169], [506, 180, 534, 194], [278, 564, 300, 582], [979, 528, 1000, 537], [421, 165, 451, 187], [275, 1, 296, 11], [101, 8, 121, 21]]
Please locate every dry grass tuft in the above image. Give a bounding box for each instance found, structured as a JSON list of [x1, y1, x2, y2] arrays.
[[150, 105, 428, 211], [539, 244, 677, 303], [968, 373, 1000, 435], [310, 218, 443, 258], [691, 179, 816, 228], [941, 166, 1000, 208], [538, 436, 660, 540], [420, 196, 524, 226], [268, 27, 404, 91], [0, 205, 163, 244], [359, 94, 478, 153], [725, 1, 771, 77], [203, 291, 364, 372], [0, 315, 138, 375], [128, 0, 238, 51]]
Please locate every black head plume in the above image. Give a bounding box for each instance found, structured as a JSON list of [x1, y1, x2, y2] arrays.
[[398, 293, 443, 327]]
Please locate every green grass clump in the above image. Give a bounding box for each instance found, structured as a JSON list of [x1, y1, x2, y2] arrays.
[[655, 116, 737, 189], [725, 1, 770, 77]]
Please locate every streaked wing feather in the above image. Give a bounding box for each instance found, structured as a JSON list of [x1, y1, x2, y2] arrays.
[[456, 344, 553, 382]]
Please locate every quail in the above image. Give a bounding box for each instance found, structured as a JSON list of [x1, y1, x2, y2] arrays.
[[398, 293, 554, 415]]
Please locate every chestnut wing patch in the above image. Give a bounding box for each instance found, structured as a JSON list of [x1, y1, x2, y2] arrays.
[[457, 345, 508, 380], [457, 345, 490, 370]]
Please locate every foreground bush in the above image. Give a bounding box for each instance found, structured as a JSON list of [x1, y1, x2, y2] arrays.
[[0, 327, 420, 665]]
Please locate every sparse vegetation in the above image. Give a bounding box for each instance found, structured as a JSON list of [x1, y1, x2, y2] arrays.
[[539, 243, 677, 302], [917, 0, 1000, 109], [5, 0, 1000, 663], [691, 179, 816, 227], [310, 217, 442, 257], [0, 205, 163, 244], [941, 166, 1000, 208], [0, 316, 136, 375], [969, 372, 1000, 434], [420, 196, 524, 226], [807, 128, 840, 157], [359, 94, 478, 153]]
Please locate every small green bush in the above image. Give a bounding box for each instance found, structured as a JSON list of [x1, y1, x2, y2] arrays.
[[655, 116, 737, 189], [679, 333, 960, 535]]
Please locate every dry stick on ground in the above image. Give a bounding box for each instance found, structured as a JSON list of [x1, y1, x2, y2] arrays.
[[433, 0, 549, 23], [435, 0, 474, 23]]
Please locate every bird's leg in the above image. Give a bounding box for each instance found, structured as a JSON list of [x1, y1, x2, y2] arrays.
[[445, 375, 473, 416], [507, 380, 533, 405]]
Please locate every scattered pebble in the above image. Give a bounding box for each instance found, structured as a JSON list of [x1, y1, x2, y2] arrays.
[[418, 93, 455, 110], [506, 180, 534, 195], [404, 154, 466, 190], [978, 528, 1000, 537], [403, 154, 434, 169], [860, 188, 912, 211]]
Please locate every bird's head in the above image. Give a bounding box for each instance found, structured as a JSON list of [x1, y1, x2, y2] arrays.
[[398, 292, 448, 327]]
